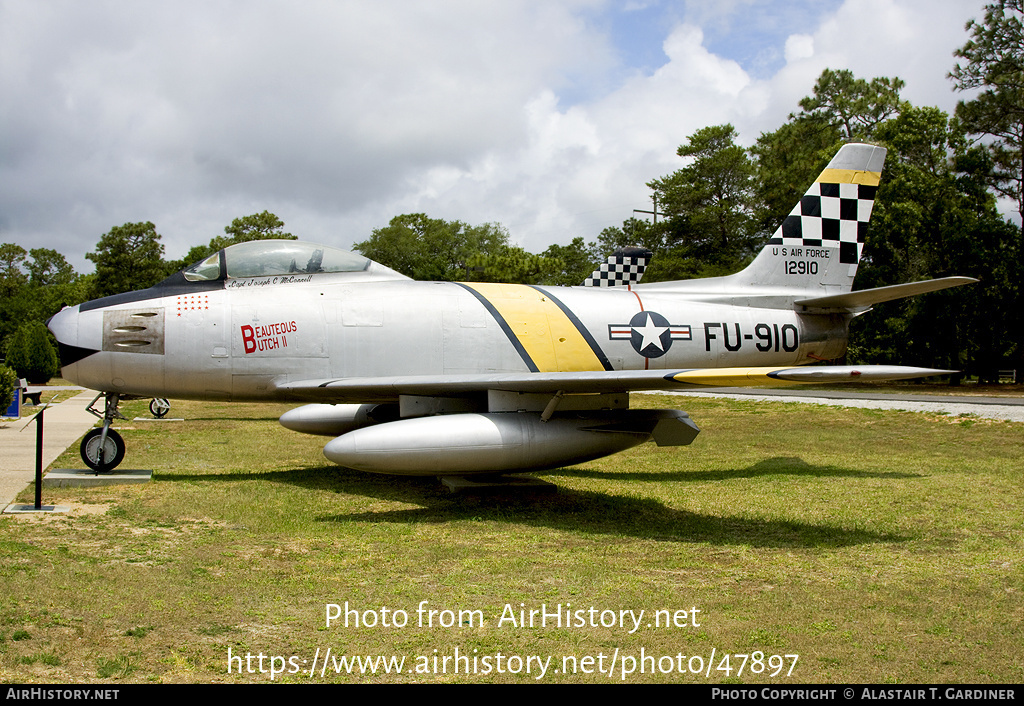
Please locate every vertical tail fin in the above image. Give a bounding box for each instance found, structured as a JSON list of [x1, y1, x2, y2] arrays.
[[583, 246, 653, 287], [738, 142, 886, 292]]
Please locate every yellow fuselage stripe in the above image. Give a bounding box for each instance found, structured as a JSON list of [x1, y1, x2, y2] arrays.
[[816, 168, 881, 186], [462, 283, 604, 372]]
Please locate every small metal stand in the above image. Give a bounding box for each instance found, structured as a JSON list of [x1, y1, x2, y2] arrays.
[[5, 404, 69, 514]]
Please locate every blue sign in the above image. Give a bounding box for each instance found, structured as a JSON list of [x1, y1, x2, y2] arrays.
[[3, 390, 20, 418]]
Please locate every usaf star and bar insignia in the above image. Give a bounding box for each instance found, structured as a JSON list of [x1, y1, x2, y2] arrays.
[[609, 311, 691, 359]]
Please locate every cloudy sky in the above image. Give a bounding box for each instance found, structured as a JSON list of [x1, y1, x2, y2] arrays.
[[0, 0, 990, 272]]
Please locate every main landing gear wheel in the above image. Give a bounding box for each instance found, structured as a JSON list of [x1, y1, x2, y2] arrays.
[[81, 428, 126, 472], [150, 398, 170, 418]]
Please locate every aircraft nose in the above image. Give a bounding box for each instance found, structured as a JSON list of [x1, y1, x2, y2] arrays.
[[47, 305, 78, 345], [47, 304, 98, 367]]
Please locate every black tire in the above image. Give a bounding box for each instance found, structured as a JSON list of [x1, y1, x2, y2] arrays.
[[149, 398, 170, 418], [80, 428, 126, 472]]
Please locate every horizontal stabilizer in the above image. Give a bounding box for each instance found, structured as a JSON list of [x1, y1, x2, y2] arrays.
[[795, 277, 978, 311], [583, 246, 653, 287]]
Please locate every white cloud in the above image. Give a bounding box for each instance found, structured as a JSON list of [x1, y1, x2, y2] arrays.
[[0, 0, 992, 271], [784, 35, 814, 64]]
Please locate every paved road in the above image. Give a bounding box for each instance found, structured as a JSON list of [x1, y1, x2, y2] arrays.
[[658, 387, 1024, 422], [0, 390, 97, 509]]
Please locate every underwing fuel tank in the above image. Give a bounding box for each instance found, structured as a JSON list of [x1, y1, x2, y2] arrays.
[[279, 403, 399, 436], [322, 410, 699, 476]]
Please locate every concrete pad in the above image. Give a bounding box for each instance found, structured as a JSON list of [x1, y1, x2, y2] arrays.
[[4, 503, 71, 514], [44, 468, 153, 487], [440, 475, 557, 494], [0, 390, 99, 507]]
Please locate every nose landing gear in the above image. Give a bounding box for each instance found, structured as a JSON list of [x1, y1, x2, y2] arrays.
[[82, 393, 127, 473]]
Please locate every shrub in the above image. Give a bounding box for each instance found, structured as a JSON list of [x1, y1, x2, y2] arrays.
[[4, 321, 59, 384], [0, 364, 16, 412]]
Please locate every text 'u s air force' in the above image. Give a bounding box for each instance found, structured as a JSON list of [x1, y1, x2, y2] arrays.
[[325, 602, 701, 635]]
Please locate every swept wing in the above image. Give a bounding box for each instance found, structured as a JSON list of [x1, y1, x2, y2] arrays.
[[276, 365, 954, 403]]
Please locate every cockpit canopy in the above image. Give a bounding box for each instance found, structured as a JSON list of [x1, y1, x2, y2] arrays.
[[183, 240, 373, 282]]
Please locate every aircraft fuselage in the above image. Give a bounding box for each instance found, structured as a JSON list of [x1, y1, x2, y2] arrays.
[[53, 276, 848, 401]]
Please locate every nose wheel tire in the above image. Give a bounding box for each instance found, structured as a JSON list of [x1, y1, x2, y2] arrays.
[[81, 428, 126, 472], [150, 398, 170, 418]]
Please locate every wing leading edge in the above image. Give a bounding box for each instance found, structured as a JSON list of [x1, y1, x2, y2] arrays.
[[275, 365, 954, 403]]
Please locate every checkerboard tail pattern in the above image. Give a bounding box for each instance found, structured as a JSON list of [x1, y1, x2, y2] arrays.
[[766, 178, 878, 266], [583, 247, 654, 287]]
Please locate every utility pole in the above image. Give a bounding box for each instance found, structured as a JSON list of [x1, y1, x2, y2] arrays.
[[633, 194, 668, 224], [630, 194, 669, 243]]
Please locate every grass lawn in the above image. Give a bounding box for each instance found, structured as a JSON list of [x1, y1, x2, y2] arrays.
[[1, 394, 1021, 683]]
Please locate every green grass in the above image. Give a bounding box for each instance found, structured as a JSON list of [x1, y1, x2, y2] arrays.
[[96, 655, 135, 679], [1, 395, 1021, 683]]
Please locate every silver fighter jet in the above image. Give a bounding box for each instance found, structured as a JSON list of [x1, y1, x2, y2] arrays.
[[48, 143, 974, 475]]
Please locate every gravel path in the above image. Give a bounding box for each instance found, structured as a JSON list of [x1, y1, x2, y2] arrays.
[[657, 390, 1024, 422]]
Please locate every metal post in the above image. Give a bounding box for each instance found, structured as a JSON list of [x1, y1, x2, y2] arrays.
[[34, 404, 44, 510]]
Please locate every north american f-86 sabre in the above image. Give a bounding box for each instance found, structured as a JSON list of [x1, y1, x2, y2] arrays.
[[48, 143, 974, 475]]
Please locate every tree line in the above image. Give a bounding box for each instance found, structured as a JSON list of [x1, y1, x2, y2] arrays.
[[1, 1, 1020, 383]]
